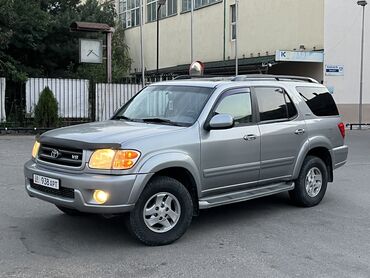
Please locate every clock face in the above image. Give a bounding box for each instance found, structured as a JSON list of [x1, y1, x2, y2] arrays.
[[79, 39, 103, 64]]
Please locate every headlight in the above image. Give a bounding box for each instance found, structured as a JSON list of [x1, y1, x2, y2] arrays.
[[32, 141, 40, 158], [89, 149, 140, 170]]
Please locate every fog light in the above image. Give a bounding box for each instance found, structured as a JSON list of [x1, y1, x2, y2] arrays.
[[93, 190, 109, 204]]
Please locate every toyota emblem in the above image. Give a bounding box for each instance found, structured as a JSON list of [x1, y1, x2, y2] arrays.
[[50, 149, 61, 159]]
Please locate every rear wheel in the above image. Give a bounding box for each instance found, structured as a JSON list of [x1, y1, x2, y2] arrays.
[[127, 176, 193, 246], [55, 205, 87, 216], [289, 156, 328, 207]]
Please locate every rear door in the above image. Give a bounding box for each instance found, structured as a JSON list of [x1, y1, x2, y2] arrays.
[[253, 86, 308, 183], [200, 88, 261, 195]]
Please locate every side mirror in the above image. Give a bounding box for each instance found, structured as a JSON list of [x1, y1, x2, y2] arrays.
[[208, 114, 234, 130]]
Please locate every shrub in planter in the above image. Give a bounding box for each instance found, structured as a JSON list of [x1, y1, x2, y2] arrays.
[[34, 87, 59, 128]]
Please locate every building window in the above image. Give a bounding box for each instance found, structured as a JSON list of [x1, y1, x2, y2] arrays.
[[182, 0, 222, 12], [118, 0, 140, 29], [230, 4, 236, 40], [147, 0, 177, 22]]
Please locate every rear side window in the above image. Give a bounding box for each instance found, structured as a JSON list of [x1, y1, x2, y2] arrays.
[[254, 87, 297, 122], [296, 86, 339, 116]]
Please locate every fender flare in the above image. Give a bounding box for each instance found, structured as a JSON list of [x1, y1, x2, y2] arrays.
[[292, 136, 334, 179], [127, 152, 202, 204]]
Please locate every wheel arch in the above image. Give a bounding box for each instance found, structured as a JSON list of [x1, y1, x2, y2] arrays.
[[293, 138, 334, 182], [128, 153, 201, 214]]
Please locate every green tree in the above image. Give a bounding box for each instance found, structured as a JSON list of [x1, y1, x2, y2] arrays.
[[0, 0, 49, 81], [112, 25, 132, 81], [33, 86, 59, 127], [0, 0, 131, 81]]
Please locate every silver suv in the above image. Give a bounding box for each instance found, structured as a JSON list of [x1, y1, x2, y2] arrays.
[[24, 75, 348, 246]]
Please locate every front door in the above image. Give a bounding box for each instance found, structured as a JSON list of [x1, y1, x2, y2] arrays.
[[200, 88, 261, 196]]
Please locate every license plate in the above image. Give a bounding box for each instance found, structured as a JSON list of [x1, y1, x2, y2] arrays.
[[33, 174, 60, 190]]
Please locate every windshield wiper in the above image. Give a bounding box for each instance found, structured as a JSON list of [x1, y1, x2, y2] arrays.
[[114, 115, 143, 122], [140, 117, 187, 127]]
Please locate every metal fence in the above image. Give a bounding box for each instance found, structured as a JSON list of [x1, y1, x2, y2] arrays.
[[26, 78, 90, 118], [95, 83, 143, 121], [0, 74, 175, 130]]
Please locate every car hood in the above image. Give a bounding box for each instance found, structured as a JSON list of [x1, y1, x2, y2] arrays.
[[39, 120, 185, 149]]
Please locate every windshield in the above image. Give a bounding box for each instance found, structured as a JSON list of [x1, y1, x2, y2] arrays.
[[113, 85, 213, 126]]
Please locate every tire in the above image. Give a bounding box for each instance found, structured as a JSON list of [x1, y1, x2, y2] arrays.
[[289, 155, 328, 207], [55, 205, 88, 216], [127, 176, 193, 246]]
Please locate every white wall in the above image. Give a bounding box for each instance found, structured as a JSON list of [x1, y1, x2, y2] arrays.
[[226, 0, 324, 61], [324, 0, 370, 123]]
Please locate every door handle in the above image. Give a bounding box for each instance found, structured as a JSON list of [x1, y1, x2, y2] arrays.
[[294, 128, 305, 135], [243, 134, 257, 141]]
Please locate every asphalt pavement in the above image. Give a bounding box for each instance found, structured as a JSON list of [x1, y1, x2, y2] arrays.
[[0, 131, 369, 278]]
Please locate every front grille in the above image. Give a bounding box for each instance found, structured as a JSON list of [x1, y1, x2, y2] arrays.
[[38, 144, 83, 167], [30, 180, 75, 199]]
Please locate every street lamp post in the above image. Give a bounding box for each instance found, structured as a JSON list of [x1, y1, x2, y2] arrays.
[[235, 0, 239, 75], [357, 0, 367, 130], [191, 0, 194, 63], [156, 0, 166, 75], [140, 0, 145, 86]]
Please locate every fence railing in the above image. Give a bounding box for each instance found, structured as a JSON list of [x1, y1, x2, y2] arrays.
[[26, 78, 90, 118], [0, 74, 174, 130], [95, 83, 143, 121], [0, 78, 5, 122]]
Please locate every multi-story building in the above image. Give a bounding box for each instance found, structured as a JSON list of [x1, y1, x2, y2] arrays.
[[324, 0, 370, 124], [116, 0, 324, 81], [116, 0, 369, 124]]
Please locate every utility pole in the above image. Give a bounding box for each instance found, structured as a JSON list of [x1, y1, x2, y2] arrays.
[[357, 0, 367, 130], [156, 0, 167, 75], [235, 0, 239, 75], [140, 0, 145, 86], [106, 28, 114, 83], [191, 0, 194, 63]]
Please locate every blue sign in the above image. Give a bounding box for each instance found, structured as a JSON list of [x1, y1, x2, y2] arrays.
[[275, 50, 324, 63], [325, 65, 344, 76]]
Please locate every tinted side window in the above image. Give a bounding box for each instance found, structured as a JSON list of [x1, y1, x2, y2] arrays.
[[296, 86, 339, 116], [255, 87, 296, 122], [215, 92, 252, 125]]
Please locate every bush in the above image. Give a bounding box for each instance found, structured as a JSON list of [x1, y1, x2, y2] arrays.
[[34, 87, 59, 128]]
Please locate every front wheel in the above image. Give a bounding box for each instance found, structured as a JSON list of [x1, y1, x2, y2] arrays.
[[289, 156, 328, 207], [127, 176, 193, 246]]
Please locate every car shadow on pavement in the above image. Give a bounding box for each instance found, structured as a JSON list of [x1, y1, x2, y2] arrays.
[[25, 192, 296, 249]]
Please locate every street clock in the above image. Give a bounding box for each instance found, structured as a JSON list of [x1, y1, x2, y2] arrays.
[[79, 39, 103, 64]]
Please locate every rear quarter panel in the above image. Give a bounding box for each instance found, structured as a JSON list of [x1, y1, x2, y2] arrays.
[[288, 83, 347, 178]]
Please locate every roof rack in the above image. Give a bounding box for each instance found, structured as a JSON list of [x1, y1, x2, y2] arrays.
[[173, 74, 319, 83], [231, 74, 319, 83], [174, 75, 230, 80]]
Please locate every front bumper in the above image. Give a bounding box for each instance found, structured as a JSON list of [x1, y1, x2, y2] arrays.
[[24, 160, 150, 214]]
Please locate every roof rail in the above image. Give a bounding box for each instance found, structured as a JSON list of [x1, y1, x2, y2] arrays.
[[174, 75, 230, 80], [231, 74, 319, 84]]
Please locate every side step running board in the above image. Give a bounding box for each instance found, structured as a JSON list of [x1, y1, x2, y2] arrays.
[[199, 182, 295, 209]]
